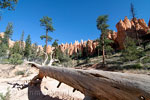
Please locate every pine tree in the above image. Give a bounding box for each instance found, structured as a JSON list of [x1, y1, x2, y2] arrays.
[[52, 39, 59, 59], [30, 43, 38, 61], [0, 23, 13, 57], [52, 39, 58, 47], [40, 16, 55, 53], [19, 31, 24, 55], [96, 15, 113, 67], [121, 37, 144, 62], [0, 0, 18, 10], [3, 22, 13, 47], [24, 35, 31, 60], [9, 41, 20, 55]]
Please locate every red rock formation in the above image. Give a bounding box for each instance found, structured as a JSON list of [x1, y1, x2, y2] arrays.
[[57, 40, 99, 56], [123, 16, 132, 29], [114, 16, 150, 49]]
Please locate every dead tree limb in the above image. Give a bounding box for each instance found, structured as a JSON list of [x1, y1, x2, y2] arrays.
[[27, 63, 150, 100]]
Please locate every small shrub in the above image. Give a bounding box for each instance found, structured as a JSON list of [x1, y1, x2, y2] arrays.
[[123, 63, 143, 69], [141, 57, 150, 64], [15, 70, 25, 76], [0, 88, 10, 100], [9, 53, 23, 65], [85, 57, 90, 63], [121, 37, 144, 62], [0, 59, 9, 64], [77, 59, 80, 65]]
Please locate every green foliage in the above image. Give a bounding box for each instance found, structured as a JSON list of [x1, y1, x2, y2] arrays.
[[40, 16, 55, 52], [104, 39, 114, 55], [57, 49, 71, 63], [52, 39, 58, 47], [40, 35, 52, 42], [96, 15, 109, 31], [9, 53, 23, 65], [85, 57, 90, 63], [96, 15, 113, 65], [15, 70, 25, 76], [3, 23, 13, 47], [0, 43, 8, 57], [0, 59, 9, 64], [0, 88, 10, 100], [19, 31, 24, 55], [98, 32, 114, 55], [24, 35, 31, 60], [54, 49, 73, 67], [30, 43, 38, 61], [141, 57, 150, 64], [9, 42, 20, 55], [40, 16, 55, 32], [121, 37, 144, 62], [123, 63, 143, 69], [0, 0, 18, 10], [52, 40, 59, 59]]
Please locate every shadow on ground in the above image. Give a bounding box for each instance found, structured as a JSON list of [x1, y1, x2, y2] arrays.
[[28, 83, 61, 100]]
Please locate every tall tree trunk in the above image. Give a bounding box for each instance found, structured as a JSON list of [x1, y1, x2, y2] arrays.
[[45, 29, 48, 53], [98, 48, 99, 56], [102, 35, 105, 67]]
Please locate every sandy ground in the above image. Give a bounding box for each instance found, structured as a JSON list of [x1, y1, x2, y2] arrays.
[[0, 64, 84, 100]]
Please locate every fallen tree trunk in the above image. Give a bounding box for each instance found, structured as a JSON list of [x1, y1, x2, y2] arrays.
[[29, 63, 150, 100]]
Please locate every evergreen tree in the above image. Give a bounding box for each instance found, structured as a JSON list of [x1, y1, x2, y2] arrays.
[[30, 43, 38, 61], [96, 15, 113, 66], [121, 37, 144, 62], [0, 0, 18, 10], [0, 23, 13, 57], [52, 39, 59, 59], [24, 35, 31, 60], [0, 43, 7, 57], [9, 41, 20, 55], [9, 53, 23, 65], [40, 16, 55, 53], [3, 22, 13, 47], [19, 31, 24, 55], [52, 39, 58, 47]]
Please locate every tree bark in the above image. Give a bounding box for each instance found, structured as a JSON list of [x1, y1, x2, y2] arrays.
[[102, 35, 105, 67], [45, 29, 48, 53], [29, 63, 150, 100]]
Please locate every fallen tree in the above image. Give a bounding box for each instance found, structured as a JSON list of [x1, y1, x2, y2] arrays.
[[26, 62, 150, 100]]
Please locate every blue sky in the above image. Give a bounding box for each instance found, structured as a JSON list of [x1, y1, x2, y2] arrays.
[[0, 0, 150, 46]]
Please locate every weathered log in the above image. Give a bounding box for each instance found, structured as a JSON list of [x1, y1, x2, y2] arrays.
[[29, 63, 150, 100]]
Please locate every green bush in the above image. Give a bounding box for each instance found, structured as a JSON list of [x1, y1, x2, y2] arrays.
[[57, 50, 72, 63], [15, 70, 25, 76], [0, 88, 10, 100], [123, 63, 143, 69], [121, 37, 144, 62], [0, 59, 9, 64], [85, 57, 90, 63], [9, 53, 23, 65], [141, 57, 150, 64]]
